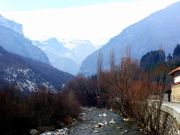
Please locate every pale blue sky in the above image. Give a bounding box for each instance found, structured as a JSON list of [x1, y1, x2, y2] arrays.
[[1, 0, 179, 45], [0, 0, 141, 11]]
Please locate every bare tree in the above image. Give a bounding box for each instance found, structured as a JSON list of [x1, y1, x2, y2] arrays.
[[109, 48, 115, 71], [100, 45, 172, 134], [125, 44, 132, 58], [101, 45, 141, 116], [97, 50, 103, 79]]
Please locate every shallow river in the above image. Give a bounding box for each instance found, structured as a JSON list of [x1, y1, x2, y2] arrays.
[[70, 107, 142, 135]]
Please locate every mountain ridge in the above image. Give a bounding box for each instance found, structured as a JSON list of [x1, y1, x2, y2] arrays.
[[0, 14, 50, 65], [0, 14, 23, 35], [0, 24, 50, 65], [79, 1, 180, 76]]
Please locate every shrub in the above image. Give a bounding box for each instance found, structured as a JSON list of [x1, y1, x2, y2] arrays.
[[0, 85, 81, 135]]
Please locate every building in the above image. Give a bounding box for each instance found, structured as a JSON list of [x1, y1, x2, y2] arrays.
[[168, 67, 180, 102]]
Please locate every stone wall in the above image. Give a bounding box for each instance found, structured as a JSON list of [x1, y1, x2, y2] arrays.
[[161, 103, 180, 135]]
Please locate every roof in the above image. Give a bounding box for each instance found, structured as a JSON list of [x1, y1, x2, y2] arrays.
[[168, 67, 180, 75], [171, 82, 180, 86]]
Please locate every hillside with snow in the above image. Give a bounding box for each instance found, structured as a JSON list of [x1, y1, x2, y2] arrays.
[[0, 46, 74, 92]]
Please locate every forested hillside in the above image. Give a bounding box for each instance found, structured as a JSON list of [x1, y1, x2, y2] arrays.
[[0, 46, 74, 92]]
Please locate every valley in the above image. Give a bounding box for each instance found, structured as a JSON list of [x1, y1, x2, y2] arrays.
[[0, 1, 180, 135]]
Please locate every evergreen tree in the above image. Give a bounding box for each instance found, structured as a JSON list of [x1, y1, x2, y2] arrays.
[[140, 49, 165, 71], [167, 53, 172, 60], [173, 44, 180, 57]]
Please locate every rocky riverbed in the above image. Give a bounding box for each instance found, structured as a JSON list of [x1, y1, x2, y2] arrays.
[[38, 107, 142, 135]]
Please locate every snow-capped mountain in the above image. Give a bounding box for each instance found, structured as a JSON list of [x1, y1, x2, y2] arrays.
[[33, 38, 96, 75], [59, 38, 96, 64], [33, 38, 80, 75]]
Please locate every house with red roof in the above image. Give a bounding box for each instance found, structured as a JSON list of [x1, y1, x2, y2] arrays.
[[168, 67, 180, 102]]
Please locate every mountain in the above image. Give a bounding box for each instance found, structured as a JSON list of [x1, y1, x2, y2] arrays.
[[33, 38, 72, 60], [79, 1, 180, 76], [0, 15, 50, 65], [33, 38, 80, 75], [33, 38, 95, 75], [0, 14, 23, 35], [59, 39, 96, 64], [0, 46, 74, 92], [50, 57, 80, 75]]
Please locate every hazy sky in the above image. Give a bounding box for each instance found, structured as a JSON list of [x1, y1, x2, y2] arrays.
[[0, 0, 179, 45], [0, 0, 155, 11]]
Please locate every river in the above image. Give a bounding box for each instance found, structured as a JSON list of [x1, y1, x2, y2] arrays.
[[39, 107, 142, 135], [70, 107, 142, 135]]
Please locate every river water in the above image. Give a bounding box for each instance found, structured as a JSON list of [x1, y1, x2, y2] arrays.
[[70, 107, 142, 135]]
